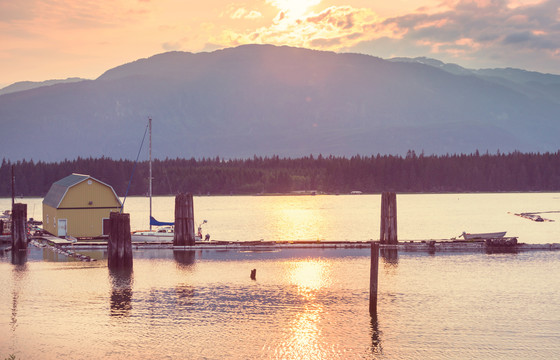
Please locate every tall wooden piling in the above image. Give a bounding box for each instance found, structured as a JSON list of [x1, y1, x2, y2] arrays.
[[108, 212, 133, 269], [174, 193, 195, 246], [11, 203, 27, 250], [380, 192, 397, 244], [369, 242, 379, 316]]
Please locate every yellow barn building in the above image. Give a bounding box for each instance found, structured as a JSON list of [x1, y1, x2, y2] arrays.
[[42, 174, 122, 238]]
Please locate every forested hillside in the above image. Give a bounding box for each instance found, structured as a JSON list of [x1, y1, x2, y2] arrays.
[[1, 151, 559, 197]]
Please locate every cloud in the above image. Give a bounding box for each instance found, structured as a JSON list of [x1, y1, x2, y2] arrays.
[[230, 8, 263, 20], [211, 0, 559, 72], [212, 6, 381, 51], [377, 0, 560, 67]]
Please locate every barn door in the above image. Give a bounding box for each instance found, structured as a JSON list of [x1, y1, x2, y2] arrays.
[[57, 219, 67, 237]]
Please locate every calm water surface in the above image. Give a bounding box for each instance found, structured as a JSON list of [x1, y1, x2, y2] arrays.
[[1, 194, 559, 359], [5, 193, 560, 243], [1, 248, 559, 359]]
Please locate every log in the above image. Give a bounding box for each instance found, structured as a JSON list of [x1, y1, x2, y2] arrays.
[[108, 212, 133, 269]]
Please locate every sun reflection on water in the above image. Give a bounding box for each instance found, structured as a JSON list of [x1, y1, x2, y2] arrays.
[[272, 259, 333, 358], [266, 196, 327, 241], [287, 259, 331, 297]]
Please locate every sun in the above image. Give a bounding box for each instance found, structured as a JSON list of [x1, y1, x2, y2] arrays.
[[268, 0, 321, 18]]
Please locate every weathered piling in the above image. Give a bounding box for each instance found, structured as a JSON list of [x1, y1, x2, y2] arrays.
[[250, 269, 257, 280], [380, 192, 397, 244], [11, 203, 27, 250], [174, 193, 195, 246], [0, 219, 4, 235], [370, 242, 379, 316], [108, 212, 133, 269]]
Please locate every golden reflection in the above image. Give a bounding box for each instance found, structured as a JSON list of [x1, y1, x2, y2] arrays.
[[273, 199, 324, 241], [275, 259, 331, 358], [287, 259, 331, 298], [276, 305, 326, 359]]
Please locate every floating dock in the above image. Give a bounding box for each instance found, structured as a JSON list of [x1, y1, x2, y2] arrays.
[[29, 235, 560, 253]]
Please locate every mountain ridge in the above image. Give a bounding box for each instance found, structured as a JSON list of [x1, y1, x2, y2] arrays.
[[1, 45, 559, 162]]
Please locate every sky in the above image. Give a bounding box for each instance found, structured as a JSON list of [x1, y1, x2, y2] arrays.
[[1, 0, 559, 88]]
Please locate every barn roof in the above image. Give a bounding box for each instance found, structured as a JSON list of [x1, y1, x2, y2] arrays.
[[43, 173, 121, 209]]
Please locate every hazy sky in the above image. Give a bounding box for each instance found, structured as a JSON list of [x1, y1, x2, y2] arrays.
[[1, 0, 559, 88]]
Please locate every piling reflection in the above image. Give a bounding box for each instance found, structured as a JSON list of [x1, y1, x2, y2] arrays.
[[175, 284, 195, 307], [109, 268, 134, 317], [380, 248, 398, 268], [11, 260, 28, 332], [370, 316, 383, 355], [11, 248, 28, 265], [173, 250, 196, 269]]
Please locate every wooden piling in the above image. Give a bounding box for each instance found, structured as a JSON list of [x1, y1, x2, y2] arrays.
[[11, 203, 27, 250], [370, 242, 379, 316], [380, 192, 397, 244], [0, 219, 3, 235], [174, 193, 195, 246], [250, 269, 257, 280], [108, 212, 133, 269]]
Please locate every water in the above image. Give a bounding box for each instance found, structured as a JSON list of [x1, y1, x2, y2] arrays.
[[5, 192, 560, 243], [1, 194, 560, 359]]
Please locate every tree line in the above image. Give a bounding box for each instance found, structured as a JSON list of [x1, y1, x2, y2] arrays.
[[1, 150, 559, 197]]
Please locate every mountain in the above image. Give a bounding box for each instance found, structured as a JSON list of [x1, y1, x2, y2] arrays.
[[389, 57, 560, 106], [1, 45, 559, 162], [0, 77, 87, 96]]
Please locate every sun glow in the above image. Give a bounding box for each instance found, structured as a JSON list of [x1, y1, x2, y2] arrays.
[[267, 0, 322, 18]]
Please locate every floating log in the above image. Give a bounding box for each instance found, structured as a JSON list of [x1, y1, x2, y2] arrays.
[[11, 203, 27, 250], [380, 192, 397, 244], [108, 212, 133, 269], [174, 193, 195, 246], [369, 242, 379, 316]]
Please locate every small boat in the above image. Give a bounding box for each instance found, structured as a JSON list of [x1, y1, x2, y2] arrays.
[[131, 222, 208, 242], [461, 231, 506, 240]]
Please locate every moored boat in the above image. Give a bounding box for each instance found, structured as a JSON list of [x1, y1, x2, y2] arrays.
[[461, 231, 507, 240]]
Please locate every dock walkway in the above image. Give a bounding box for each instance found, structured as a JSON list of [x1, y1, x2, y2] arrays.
[[32, 235, 560, 253]]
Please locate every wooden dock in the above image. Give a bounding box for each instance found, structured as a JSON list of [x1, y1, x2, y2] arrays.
[[30, 235, 560, 253]]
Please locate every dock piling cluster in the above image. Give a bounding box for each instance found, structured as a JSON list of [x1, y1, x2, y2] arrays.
[[174, 193, 195, 246], [380, 192, 397, 244], [108, 212, 133, 269], [11, 203, 27, 251]]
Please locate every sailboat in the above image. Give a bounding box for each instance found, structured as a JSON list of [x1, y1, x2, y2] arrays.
[[130, 118, 208, 243]]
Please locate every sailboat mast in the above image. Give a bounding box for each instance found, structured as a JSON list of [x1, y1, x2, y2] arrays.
[[149, 117, 153, 230]]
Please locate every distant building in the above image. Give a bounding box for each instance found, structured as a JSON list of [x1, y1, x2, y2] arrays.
[[42, 174, 122, 238]]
